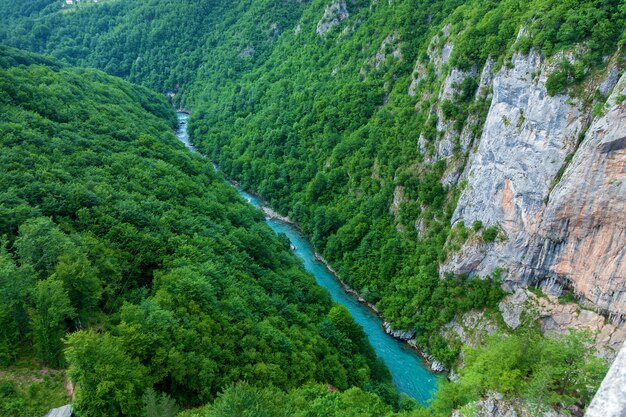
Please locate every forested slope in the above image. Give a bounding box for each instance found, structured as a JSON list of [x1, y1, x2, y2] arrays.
[[0, 45, 391, 416], [0, 0, 308, 99], [3, 0, 621, 356], [0, 0, 624, 415]]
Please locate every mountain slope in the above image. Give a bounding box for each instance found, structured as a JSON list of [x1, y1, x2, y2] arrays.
[[0, 45, 390, 416], [0, 0, 624, 414]]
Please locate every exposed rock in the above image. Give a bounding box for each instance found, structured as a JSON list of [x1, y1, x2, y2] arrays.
[[598, 64, 620, 97], [415, 217, 425, 238], [408, 61, 427, 96], [44, 405, 73, 417], [441, 310, 499, 347], [407, 338, 448, 371], [499, 288, 531, 330], [585, 341, 626, 417], [268, 22, 280, 38], [389, 185, 405, 217], [316, 1, 349, 36], [365, 32, 402, 71], [239, 45, 255, 58], [429, 357, 447, 372], [459, 58, 494, 153], [445, 49, 626, 325], [523, 72, 626, 321], [498, 288, 626, 360], [441, 162, 463, 187], [441, 239, 491, 278], [435, 66, 478, 159], [451, 51, 583, 277], [444, 51, 585, 277], [452, 392, 518, 417], [261, 206, 294, 224], [427, 24, 453, 76], [452, 391, 568, 417], [382, 321, 415, 340]]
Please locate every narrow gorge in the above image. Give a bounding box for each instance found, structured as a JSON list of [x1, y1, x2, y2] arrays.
[[0, 0, 624, 416]]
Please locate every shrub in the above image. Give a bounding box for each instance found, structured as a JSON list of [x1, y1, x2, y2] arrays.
[[482, 226, 498, 242]]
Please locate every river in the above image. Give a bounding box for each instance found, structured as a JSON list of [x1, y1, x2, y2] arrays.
[[175, 112, 439, 403]]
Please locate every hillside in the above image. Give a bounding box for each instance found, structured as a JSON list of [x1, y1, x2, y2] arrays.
[[0, 0, 625, 415], [0, 45, 391, 416]]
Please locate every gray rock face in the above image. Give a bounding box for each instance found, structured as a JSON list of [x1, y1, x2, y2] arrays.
[[445, 52, 626, 319], [452, 51, 582, 243], [499, 288, 529, 330], [316, 1, 349, 36], [382, 321, 415, 340], [365, 32, 401, 71], [44, 405, 73, 417], [441, 310, 499, 348], [585, 341, 626, 417], [435, 67, 477, 159], [408, 61, 427, 96], [523, 73, 626, 320], [459, 58, 494, 153], [427, 24, 452, 77]]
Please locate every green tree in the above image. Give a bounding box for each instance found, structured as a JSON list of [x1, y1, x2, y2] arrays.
[[15, 217, 72, 279], [538, 330, 608, 407], [143, 388, 179, 417], [50, 250, 102, 320], [65, 331, 147, 417], [29, 278, 75, 366]]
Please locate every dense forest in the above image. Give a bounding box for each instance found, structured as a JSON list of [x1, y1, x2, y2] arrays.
[[0, 0, 623, 415], [0, 45, 394, 416], [3, 0, 621, 358]]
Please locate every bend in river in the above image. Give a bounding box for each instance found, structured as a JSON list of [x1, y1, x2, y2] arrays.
[[175, 112, 439, 403]]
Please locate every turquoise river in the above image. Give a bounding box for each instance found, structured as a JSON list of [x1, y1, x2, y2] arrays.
[[176, 112, 439, 403]]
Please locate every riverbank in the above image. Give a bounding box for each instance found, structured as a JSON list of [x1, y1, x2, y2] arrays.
[[313, 252, 446, 373], [176, 112, 440, 401], [175, 111, 444, 371]]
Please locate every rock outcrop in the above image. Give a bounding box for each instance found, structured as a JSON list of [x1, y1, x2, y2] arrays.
[[498, 288, 626, 360], [452, 391, 566, 417], [444, 51, 626, 322], [449, 51, 584, 277], [524, 73, 626, 320], [382, 321, 415, 340], [316, 1, 349, 36], [441, 310, 499, 348]]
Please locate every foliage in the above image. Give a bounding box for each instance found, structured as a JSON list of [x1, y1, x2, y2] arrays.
[[177, 327, 608, 417], [0, 45, 389, 414], [0, 364, 68, 417], [29, 278, 75, 367], [427, 329, 608, 415], [482, 226, 499, 243], [0, 0, 622, 370], [143, 388, 179, 417], [65, 331, 147, 417], [0, 0, 621, 413], [177, 383, 395, 417]]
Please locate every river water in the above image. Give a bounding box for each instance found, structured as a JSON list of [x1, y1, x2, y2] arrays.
[[175, 112, 438, 403]]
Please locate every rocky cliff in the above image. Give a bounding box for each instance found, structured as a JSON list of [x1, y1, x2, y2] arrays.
[[441, 51, 625, 324]]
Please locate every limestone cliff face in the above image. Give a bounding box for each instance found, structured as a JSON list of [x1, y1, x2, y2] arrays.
[[446, 51, 584, 278], [442, 51, 625, 321], [525, 76, 626, 320]]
